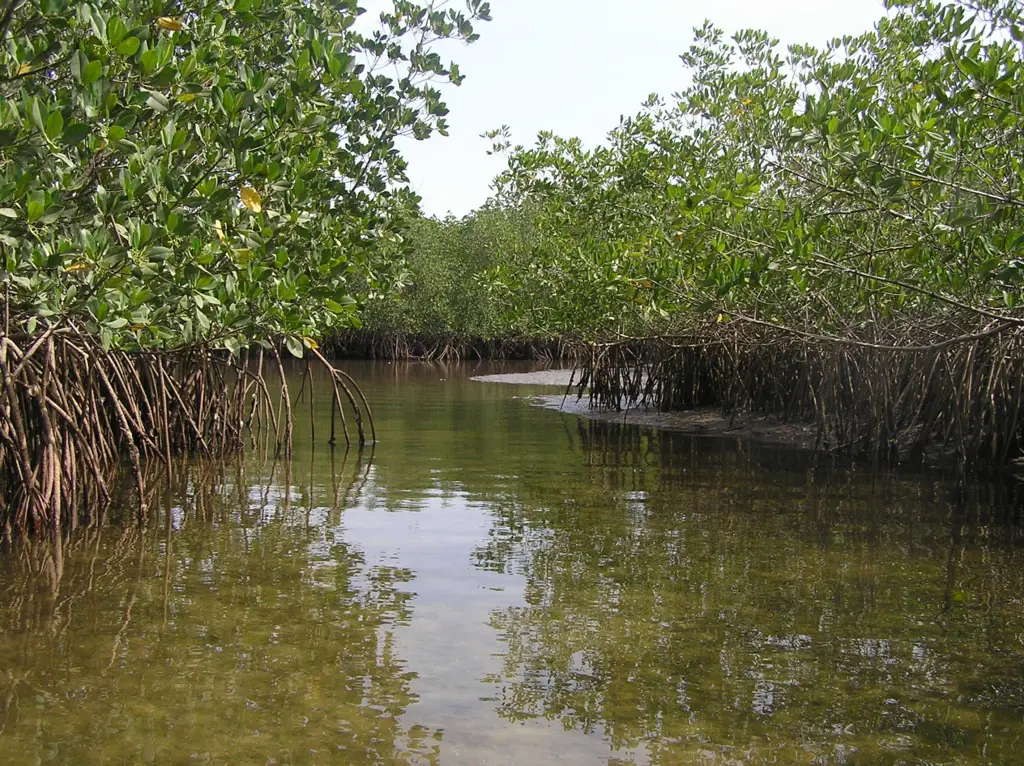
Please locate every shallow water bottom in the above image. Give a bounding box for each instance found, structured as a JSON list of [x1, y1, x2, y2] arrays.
[[1, 361, 1023, 764]]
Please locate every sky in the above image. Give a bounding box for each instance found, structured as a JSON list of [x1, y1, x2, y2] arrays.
[[393, 0, 889, 218]]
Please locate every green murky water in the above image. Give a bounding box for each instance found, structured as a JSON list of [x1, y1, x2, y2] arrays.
[[2, 361, 1024, 764]]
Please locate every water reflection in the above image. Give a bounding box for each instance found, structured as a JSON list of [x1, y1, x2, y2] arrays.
[[0, 362, 1022, 764], [0, 455, 442, 765], [477, 419, 1024, 763]]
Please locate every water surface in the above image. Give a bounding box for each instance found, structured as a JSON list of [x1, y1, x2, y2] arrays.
[[2, 361, 1023, 764]]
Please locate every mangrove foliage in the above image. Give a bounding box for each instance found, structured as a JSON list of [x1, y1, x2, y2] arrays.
[[474, 0, 1024, 467], [0, 0, 491, 532]]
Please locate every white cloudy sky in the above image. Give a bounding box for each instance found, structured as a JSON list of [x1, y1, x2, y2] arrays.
[[395, 0, 888, 217]]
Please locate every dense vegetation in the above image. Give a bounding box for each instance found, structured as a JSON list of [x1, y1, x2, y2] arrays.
[[0, 0, 490, 531], [324, 204, 569, 359], [488, 0, 1024, 338], [388, 0, 1024, 466], [4, 0, 1024, 534]]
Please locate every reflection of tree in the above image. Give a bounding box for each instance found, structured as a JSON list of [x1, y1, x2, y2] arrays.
[[0, 456, 440, 764], [477, 420, 1024, 762], [4, 362, 1023, 763], [289, 361, 585, 513]]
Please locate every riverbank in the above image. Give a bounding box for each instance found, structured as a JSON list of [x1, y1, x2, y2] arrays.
[[472, 369, 818, 450]]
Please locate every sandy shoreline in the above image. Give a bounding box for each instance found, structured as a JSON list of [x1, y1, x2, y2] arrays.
[[471, 369, 817, 449], [470, 369, 578, 387]]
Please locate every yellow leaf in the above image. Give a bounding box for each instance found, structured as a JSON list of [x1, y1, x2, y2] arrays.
[[741, 97, 753, 105], [240, 186, 262, 213], [176, 93, 197, 103], [716, 313, 728, 324], [157, 17, 183, 31], [130, 323, 146, 332], [65, 263, 91, 273], [213, 220, 226, 244], [302, 337, 319, 350], [17, 63, 33, 75]]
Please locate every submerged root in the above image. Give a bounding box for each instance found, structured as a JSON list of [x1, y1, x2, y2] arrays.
[[0, 332, 373, 536], [572, 319, 1024, 469], [0, 448, 376, 620]]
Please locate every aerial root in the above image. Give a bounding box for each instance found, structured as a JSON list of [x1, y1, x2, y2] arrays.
[[0, 332, 372, 534], [572, 319, 1024, 468]]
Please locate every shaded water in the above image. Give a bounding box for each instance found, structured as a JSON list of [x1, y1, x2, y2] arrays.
[[2, 361, 1024, 764]]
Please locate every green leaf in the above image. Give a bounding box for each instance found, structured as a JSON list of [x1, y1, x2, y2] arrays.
[[146, 90, 171, 114], [195, 309, 210, 333], [82, 60, 103, 85], [140, 49, 158, 73], [45, 110, 64, 140], [26, 198, 45, 224], [0, 208, 17, 219], [107, 17, 127, 47], [880, 175, 904, 193], [70, 51, 87, 83], [29, 98, 46, 133], [117, 37, 141, 56], [161, 119, 176, 147], [285, 336, 304, 358], [62, 123, 91, 145]]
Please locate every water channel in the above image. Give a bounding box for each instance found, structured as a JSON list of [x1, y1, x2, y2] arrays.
[[1, 361, 1023, 764]]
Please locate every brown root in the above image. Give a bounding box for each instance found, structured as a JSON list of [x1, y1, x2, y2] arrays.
[[0, 332, 372, 535], [570, 319, 1024, 469]]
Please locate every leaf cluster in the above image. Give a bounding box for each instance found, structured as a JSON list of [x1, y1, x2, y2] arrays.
[[485, 0, 1024, 343], [0, 0, 490, 354]]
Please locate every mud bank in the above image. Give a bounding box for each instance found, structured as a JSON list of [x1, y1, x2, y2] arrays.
[[534, 395, 818, 450], [471, 369, 818, 450]]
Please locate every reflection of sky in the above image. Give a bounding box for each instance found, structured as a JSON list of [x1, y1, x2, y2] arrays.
[[342, 482, 650, 764], [18, 361, 1016, 763]]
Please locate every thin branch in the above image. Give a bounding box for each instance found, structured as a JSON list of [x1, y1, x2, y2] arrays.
[[728, 312, 1016, 352]]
